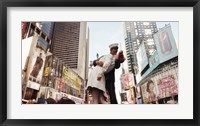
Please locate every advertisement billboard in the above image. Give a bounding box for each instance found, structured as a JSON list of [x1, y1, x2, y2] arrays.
[[29, 52, 45, 83], [136, 86, 141, 98], [142, 50, 160, 79], [23, 36, 47, 84], [121, 73, 135, 90], [157, 75, 178, 98], [62, 66, 82, 91], [141, 79, 157, 104], [153, 24, 178, 63], [55, 78, 62, 92], [136, 41, 149, 72]]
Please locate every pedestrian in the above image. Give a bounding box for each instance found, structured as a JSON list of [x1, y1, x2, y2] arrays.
[[92, 43, 125, 104], [45, 97, 56, 104], [57, 96, 76, 104], [37, 93, 46, 104]]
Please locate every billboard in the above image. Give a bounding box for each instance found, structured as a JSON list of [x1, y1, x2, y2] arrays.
[[22, 36, 47, 84], [153, 24, 178, 63], [142, 50, 160, 79], [29, 52, 45, 83], [157, 75, 178, 98], [136, 86, 141, 98], [141, 80, 157, 104], [136, 41, 149, 72], [121, 73, 135, 90], [62, 66, 82, 91]]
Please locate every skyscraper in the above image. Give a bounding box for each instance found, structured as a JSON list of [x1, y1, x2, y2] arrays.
[[124, 21, 158, 73], [51, 22, 89, 80]]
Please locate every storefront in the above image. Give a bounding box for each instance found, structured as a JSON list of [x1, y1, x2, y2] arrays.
[[138, 62, 178, 104]]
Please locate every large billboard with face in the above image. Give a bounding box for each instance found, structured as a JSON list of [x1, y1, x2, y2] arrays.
[[141, 79, 157, 104], [153, 24, 178, 63]]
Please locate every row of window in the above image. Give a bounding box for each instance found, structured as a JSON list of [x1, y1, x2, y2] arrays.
[[53, 33, 80, 40]]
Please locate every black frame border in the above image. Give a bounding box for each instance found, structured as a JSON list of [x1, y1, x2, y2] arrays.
[[0, 0, 199, 126]]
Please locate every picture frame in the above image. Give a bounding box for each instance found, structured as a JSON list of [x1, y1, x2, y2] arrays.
[[0, 0, 199, 126]]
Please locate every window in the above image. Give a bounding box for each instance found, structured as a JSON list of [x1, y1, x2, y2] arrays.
[[143, 22, 150, 25], [144, 29, 152, 35]]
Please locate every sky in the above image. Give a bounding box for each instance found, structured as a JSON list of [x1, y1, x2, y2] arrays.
[[87, 21, 178, 103]]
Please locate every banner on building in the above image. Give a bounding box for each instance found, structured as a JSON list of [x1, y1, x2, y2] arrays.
[[141, 79, 157, 104], [136, 41, 149, 73], [44, 67, 50, 76], [153, 24, 178, 63], [136, 86, 141, 98], [121, 73, 135, 90], [142, 50, 160, 79], [157, 75, 178, 98], [29, 50, 46, 83], [62, 66, 82, 91]]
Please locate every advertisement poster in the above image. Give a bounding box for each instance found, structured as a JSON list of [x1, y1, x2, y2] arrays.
[[62, 66, 82, 91], [159, 31, 172, 54], [141, 79, 157, 104], [30, 53, 44, 78], [142, 50, 160, 79], [28, 45, 46, 83], [127, 88, 135, 104], [153, 24, 178, 63], [55, 78, 62, 92], [121, 73, 134, 90], [141, 83, 149, 103], [157, 75, 178, 98], [136, 86, 141, 98]]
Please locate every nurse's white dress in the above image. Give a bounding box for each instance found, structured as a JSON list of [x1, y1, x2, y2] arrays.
[[86, 54, 115, 93]]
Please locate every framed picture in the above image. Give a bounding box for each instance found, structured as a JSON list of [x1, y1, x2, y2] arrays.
[[0, 0, 199, 126]]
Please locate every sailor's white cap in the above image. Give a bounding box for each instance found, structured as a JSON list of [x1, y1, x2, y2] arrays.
[[109, 43, 118, 49]]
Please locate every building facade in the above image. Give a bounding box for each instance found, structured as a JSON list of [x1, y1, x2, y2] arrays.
[[51, 22, 89, 80], [123, 22, 158, 73]]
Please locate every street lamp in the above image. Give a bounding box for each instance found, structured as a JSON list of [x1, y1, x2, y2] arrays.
[[96, 53, 99, 59]]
